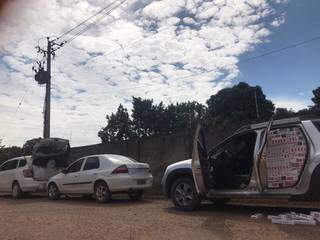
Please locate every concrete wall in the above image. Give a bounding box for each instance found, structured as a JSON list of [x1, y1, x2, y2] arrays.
[[68, 127, 237, 192]]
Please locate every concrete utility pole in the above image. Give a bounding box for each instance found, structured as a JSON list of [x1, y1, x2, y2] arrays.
[[33, 37, 64, 138], [43, 37, 52, 138]]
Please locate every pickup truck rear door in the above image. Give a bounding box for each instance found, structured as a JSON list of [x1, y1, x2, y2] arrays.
[[191, 124, 211, 196]]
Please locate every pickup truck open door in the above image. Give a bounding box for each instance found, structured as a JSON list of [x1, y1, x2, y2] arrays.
[[191, 124, 211, 196], [255, 118, 274, 192]]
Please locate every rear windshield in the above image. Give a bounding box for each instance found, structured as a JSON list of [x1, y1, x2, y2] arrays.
[[313, 121, 320, 132], [106, 155, 137, 164]]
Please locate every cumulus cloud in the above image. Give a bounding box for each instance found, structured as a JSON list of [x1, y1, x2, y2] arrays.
[[273, 97, 309, 111], [0, 0, 287, 146]]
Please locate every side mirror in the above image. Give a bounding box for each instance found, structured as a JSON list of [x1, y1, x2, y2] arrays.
[[61, 168, 67, 174]]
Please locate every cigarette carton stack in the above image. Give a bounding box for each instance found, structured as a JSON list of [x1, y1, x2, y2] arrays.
[[266, 127, 307, 189], [268, 212, 319, 225]]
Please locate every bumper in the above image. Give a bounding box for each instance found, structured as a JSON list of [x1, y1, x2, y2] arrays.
[[20, 179, 47, 192], [107, 174, 153, 192]]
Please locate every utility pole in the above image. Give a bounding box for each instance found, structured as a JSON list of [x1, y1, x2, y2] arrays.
[[33, 37, 64, 138], [254, 90, 260, 119], [43, 37, 52, 138]]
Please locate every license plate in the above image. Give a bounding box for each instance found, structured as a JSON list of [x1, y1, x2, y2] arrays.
[[137, 179, 146, 185]]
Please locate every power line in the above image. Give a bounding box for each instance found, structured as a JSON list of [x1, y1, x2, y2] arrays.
[[57, 0, 120, 40], [61, 0, 127, 45], [1, 90, 28, 141], [240, 35, 320, 63]]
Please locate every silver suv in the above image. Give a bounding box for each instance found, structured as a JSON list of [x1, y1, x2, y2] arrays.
[[161, 118, 320, 211]]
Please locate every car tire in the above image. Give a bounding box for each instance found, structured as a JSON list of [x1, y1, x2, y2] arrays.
[[170, 177, 201, 211], [12, 182, 23, 199], [48, 183, 60, 200], [94, 181, 111, 203], [128, 190, 143, 201]]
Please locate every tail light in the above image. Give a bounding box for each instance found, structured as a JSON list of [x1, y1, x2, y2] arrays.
[[112, 165, 128, 174], [23, 169, 33, 178]]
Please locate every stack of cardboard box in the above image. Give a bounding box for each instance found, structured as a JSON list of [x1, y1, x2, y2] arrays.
[[266, 127, 307, 189]]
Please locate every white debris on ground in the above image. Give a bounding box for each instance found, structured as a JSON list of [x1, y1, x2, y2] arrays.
[[250, 213, 264, 219], [251, 211, 320, 225]]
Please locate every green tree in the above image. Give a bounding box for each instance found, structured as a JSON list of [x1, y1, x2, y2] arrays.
[[98, 104, 133, 142], [131, 97, 158, 137], [274, 108, 296, 120], [165, 101, 206, 133], [0, 144, 23, 164], [206, 82, 274, 126], [0, 139, 4, 150], [312, 86, 320, 106]]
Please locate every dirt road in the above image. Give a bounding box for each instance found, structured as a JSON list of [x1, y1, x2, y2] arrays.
[[1, 195, 320, 240]]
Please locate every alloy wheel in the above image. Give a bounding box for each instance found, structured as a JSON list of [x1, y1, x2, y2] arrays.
[[174, 182, 194, 206], [48, 183, 59, 200]]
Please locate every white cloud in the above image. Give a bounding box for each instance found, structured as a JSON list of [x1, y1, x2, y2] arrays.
[[271, 14, 285, 27], [273, 97, 310, 111], [0, 0, 287, 147]]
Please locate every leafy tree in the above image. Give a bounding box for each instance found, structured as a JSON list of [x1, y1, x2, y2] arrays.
[[0, 139, 4, 150], [0, 145, 23, 164], [165, 101, 206, 133], [131, 97, 158, 137], [98, 104, 133, 142], [206, 82, 274, 126], [312, 86, 320, 106], [273, 108, 296, 120]]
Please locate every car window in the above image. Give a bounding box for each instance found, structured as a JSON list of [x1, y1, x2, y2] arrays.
[[0, 160, 19, 171], [83, 157, 100, 171], [18, 159, 27, 168], [107, 155, 138, 164], [67, 159, 84, 173], [0, 161, 10, 171], [313, 121, 320, 132]]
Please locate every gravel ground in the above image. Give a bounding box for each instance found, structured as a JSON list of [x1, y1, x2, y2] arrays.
[[1, 194, 320, 240]]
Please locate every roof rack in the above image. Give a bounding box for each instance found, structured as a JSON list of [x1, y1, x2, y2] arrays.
[[234, 117, 311, 133]]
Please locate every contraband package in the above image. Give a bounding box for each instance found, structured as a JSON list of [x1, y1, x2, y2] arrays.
[[265, 127, 307, 189]]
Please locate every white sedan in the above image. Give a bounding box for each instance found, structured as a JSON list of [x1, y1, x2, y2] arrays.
[[47, 154, 153, 202]]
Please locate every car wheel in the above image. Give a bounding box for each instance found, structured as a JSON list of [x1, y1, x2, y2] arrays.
[[128, 190, 143, 201], [170, 177, 201, 211], [94, 181, 111, 203], [48, 183, 60, 200], [12, 182, 23, 199]]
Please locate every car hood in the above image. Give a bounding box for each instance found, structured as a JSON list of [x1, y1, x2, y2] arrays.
[[167, 159, 192, 171], [49, 172, 65, 181]]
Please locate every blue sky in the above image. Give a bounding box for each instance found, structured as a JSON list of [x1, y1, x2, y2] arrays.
[[239, 0, 320, 109], [0, 0, 318, 146]]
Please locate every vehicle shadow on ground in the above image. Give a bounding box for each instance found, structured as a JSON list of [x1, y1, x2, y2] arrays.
[[0, 194, 154, 207]]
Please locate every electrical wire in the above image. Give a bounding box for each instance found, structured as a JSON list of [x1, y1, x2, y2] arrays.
[[1, 90, 28, 142], [240, 35, 320, 63], [56, 0, 121, 40], [61, 0, 127, 45]]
